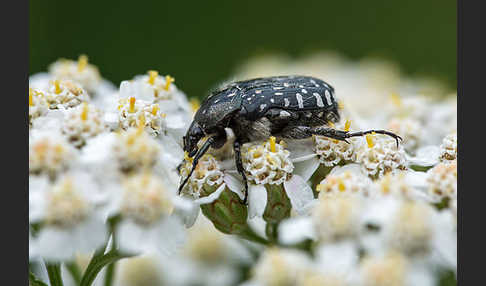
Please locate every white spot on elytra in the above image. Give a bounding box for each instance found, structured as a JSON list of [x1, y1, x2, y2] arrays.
[[227, 93, 235, 97], [283, 83, 290, 87], [273, 87, 284, 90], [280, 111, 291, 117], [310, 79, 316, 84], [313, 92, 324, 107], [301, 89, 307, 94], [275, 92, 283, 96], [270, 99, 275, 103], [255, 90, 262, 94], [296, 93, 304, 108], [325, 90, 333, 105], [284, 98, 290, 107], [260, 104, 267, 111]]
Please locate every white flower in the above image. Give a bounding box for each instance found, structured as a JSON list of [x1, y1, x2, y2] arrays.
[[250, 248, 313, 286], [371, 171, 430, 201], [387, 117, 424, 153], [29, 130, 77, 178], [119, 70, 177, 102], [45, 79, 90, 109], [439, 132, 457, 162], [240, 137, 314, 218], [426, 160, 457, 202], [29, 172, 108, 261], [117, 96, 167, 137], [355, 134, 407, 179], [113, 127, 161, 173], [312, 120, 357, 166], [29, 87, 49, 125], [114, 172, 187, 256], [48, 55, 102, 94], [61, 102, 108, 147], [358, 251, 412, 286], [179, 154, 225, 200], [311, 192, 365, 243], [316, 164, 372, 197]]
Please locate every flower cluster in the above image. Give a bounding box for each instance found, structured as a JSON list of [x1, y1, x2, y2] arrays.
[[29, 52, 456, 286]]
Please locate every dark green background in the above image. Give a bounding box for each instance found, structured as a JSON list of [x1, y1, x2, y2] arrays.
[[30, 0, 456, 99]]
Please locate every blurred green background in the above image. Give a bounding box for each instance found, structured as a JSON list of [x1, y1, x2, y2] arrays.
[[29, 0, 456, 99]]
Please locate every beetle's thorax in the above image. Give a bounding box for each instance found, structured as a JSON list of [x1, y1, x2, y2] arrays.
[[194, 87, 243, 131]]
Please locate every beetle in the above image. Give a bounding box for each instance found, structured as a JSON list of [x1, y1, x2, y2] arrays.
[[179, 75, 401, 201]]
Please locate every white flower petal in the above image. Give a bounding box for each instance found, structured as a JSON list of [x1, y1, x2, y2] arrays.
[[283, 175, 315, 214], [172, 196, 200, 228], [278, 217, 316, 244], [248, 184, 267, 219], [223, 173, 245, 200], [407, 145, 440, 166], [193, 184, 226, 205], [292, 156, 320, 182]]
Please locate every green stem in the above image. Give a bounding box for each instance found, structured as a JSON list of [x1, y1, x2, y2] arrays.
[[45, 262, 64, 286], [103, 216, 121, 286], [29, 271, 49, 286], [80, 250, 132, 286], [65, 262, 82, 285], [238, 226, 270, 245]]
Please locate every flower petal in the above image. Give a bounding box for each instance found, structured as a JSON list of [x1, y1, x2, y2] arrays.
[[292, 156, 320, 182], [223, 173, 245, 200], [284, 175, 315, 214], [248, 184, 267, 219], [193, 184, 226, 205], [278, 217, 316, 245]]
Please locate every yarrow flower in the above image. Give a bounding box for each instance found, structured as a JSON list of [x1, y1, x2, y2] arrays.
[[426, 160, 457, 203], [179, 153, 224, 200], [29, 88, 49, 126], [439, 132, 457, 162], [358, 251, 410, 286], [61, 102, 108, 147], [114, 171, 187, 255], [45, 79, 90, 109], [48, 55, 102, 94], [29, 173, 107, 261], [387, 117, 424, 153], [117, 96, 167, 136], [355, 134, 407, 179], [120, 70, 177, 102], [312, 120, 356, 166], [316, 164, 372, 197], [113, 127, 161, 173], [29, 131, 76, 178]]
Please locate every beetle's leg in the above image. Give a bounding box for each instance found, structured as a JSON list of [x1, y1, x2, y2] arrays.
[[277, 126, 401, 147], [233, 140, 249, 204], [343, 129, 402, 147], [178, 136, 215, 194]]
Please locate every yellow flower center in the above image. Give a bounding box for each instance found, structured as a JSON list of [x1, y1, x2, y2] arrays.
[[77, 54, 88, 72], [54, 80, 62, 94], [129, 97, 136, 113], [80, 102, 89, 121], [366, 133, 375, 148], [29, 88, 34, 106], [269, 136, 277, 152], [344, 119, 351, 132]]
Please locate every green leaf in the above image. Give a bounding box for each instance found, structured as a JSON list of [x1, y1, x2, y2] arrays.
[[65, 262, 82, 285], [80, 250, 133, 286]]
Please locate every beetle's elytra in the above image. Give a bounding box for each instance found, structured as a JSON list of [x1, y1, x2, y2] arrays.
[[179, 75, 401, 201]]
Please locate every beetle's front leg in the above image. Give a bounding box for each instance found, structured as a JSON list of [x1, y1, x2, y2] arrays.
[[233, 140, 249, 204]]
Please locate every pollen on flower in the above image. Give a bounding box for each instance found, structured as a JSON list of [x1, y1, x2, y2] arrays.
[[29, 132, 75, 178], [356, 136, 407, 179], [147, 70, 159, 85], [190, 98, 200, 113], [163, 75, 175, 91], [48, 56, 102, 93], [390, 92, 402, 107], [312, 192, 363, 242], [45, 176, 90, 228], [426, 160, 457, 202], [121, 172, 174, 225], [45, 79, 90, 109], [439, 132, 457, 162], [62, 103, 107, 147], [114, 128, 161, 173], [77, 54, 88, 72], [179, 154, 224, 199], [242, 139, 293, 185], [118, 98, 167, 136], [344, 119, 351, 132], [313, 122, 356, 167]]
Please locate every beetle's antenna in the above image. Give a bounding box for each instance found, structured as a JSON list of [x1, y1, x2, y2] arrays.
[[178, 136, 215, 194]]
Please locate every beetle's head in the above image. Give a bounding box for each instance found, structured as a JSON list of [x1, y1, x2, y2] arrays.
[[183, 121, 205, 157]]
